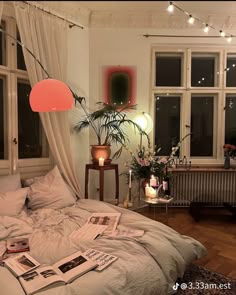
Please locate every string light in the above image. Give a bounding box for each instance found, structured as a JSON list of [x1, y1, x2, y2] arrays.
[[188, 15, 195, 24], [227, 35, 232, 43], [167, 1, 174, 13], [164, 1, 234, 43], [220, 30, 225, 37], [203, 24, 209, 33]]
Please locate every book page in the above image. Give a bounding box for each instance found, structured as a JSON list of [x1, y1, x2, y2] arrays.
[[86, 213, 121, 233], [83, 248, 118, 271], [52, 251, 97, 283], [7, 237, 30, 254], [5, 253, 40, 277], [107, 228, 144, 237], [69, 223, 107, 241], [19, 266, 64, 295]]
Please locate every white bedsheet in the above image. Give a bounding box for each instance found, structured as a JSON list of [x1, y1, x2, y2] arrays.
[[0, 199, 207, 295]]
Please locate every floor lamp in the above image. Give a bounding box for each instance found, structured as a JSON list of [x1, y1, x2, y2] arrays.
[[133, 112, 154, 200], [133, 112, 153, 147]]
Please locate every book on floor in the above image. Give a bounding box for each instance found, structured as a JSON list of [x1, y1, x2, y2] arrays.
[[5, 251, 98, 295]]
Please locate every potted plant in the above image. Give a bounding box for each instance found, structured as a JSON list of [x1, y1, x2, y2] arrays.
[[72, 93, 148, 163]]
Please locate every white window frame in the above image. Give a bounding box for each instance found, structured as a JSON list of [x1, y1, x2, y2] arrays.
[[151, 45, 236, 166], [0, 15, 53, 176]]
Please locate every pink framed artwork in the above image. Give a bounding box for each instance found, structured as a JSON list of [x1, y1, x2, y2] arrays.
[[102, 66, 136, 107]]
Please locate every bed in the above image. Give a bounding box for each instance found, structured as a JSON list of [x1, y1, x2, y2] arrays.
[[0, 166, 207, 295]]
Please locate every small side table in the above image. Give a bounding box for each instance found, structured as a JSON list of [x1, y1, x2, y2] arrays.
[[85, 163, 119, 204]]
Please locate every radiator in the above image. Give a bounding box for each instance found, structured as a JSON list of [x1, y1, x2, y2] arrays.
[[170, 170, 236, 206]]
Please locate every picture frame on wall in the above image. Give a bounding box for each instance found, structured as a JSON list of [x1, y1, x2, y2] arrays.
[[102, 65, 136, 107]]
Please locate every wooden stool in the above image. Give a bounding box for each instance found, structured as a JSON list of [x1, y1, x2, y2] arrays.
[[85, 163, 119, 204]]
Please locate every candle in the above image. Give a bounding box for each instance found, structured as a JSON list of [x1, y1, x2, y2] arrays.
[[149, 187, 156, 198], [145, 184, 150, 197], [99, 157, 104, 166], [129, 170, 132, 188], [150, 175, 157, 187]]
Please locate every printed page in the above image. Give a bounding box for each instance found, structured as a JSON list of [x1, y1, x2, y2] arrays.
[[19, 266, 64, 295], [7, 237, 30, 253], [86, 213, 121, 233], [107, 227, 144, 237], [69, 223, 108, 241], [52, 251, 98, 283], [5, 252, 40, 277], [83, 248, 118, 271]]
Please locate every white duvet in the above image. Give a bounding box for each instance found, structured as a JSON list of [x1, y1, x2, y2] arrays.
[[0, 199, 207, 295]]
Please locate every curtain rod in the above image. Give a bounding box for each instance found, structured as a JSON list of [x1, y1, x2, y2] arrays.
[[21, 1, 84, 30], [143, 34, 232, 38]]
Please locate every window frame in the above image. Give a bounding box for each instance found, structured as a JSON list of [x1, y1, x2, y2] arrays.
[[151, 45, 236, 166], [0, 15, 52, 175]]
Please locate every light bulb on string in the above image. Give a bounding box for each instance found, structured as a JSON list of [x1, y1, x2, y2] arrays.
[[227, 35, 232, 43], [188, 15, 195, 24], [220, 30, 225, 37], [167, 1, 174, 13], [203, 24, 209, 33]]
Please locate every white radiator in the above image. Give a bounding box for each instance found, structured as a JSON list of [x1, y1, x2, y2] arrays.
[[171, 170, 236, 206]]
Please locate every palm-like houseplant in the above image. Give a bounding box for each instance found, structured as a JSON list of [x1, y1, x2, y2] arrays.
[[72, 93, 148, 161]]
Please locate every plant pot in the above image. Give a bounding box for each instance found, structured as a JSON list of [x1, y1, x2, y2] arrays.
[[91, 145, 111, 164]]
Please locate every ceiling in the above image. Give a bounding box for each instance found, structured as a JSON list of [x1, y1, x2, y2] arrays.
[[36, 1, 236, 30]]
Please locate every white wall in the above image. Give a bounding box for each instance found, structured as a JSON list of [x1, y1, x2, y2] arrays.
[[89, 27, 236, 203]]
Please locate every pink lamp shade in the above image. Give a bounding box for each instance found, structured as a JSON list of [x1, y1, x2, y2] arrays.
[[29, 79, 74, 112]]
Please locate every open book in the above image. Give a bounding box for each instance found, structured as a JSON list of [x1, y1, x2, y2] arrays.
[[5, 251, 98, 295], [86, 212, 121, 233]]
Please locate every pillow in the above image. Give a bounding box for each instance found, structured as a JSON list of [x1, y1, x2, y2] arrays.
[[0, 188, 29, 216], [27, 166, 76, 210], [0, 174, 22, 192]]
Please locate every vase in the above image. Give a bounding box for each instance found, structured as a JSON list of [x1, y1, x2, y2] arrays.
[[224, 155, 230, 169]]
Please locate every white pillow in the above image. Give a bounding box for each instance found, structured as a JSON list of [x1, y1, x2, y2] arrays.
[[0, 174, 22, 192], [27, 166, 76, 210], [0, 188, 29, 216]]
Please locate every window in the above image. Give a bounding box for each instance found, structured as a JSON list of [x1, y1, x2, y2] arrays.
[[152, 47, 236, 165], [0, 17, 50, 174]]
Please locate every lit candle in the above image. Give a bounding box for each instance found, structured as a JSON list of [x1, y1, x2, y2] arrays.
[[99, 157, 104, 166], [145, 184, 150, 197], [149, 187, 156, 198], [150, 175, 157, 187], [129, 170, 132, 188]]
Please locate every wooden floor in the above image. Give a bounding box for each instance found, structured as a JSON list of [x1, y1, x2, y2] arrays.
[[136, 206, 236, 279]]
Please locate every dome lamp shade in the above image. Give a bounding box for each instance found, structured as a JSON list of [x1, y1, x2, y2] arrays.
[[29, 79, 74, 112]]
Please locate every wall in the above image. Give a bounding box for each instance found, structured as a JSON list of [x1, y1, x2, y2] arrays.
[[88, 27, 236, 203], [67, 26, 90, 196]]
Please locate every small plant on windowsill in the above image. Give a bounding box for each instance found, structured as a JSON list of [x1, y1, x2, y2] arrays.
[[223, 144, 236, 169]]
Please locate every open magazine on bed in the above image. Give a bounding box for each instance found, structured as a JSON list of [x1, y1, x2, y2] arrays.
[[86, 212, 121, 233], [5, 251, 98, 295]]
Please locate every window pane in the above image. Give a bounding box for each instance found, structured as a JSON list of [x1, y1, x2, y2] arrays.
[[17, 30, 27, 70], [191, 55, 215, 87], [191, 96, 214, 156], [17, 80, 49, 158], [226, 55, 236, 87], [155, 54, 182, 86], [225, 95, 236, 145], [0, 21, 6, 66], [155, 95, 180, 155]]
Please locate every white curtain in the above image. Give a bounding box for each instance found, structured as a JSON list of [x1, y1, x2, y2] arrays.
[[14, 2, 82, 198]]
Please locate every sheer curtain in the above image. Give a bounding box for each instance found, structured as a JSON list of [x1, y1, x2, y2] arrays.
[[14, 2, 82, 198]]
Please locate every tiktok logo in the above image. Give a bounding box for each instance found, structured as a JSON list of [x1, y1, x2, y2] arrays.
[[173, 283, 179, 290]]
